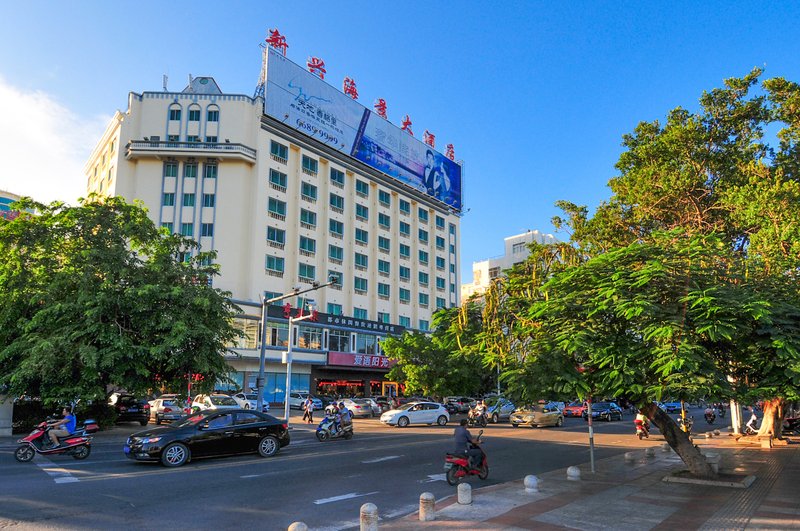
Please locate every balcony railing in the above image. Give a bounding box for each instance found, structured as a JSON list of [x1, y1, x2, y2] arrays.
[[127, 140, 256, 163]]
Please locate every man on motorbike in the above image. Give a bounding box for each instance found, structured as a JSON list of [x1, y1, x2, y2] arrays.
[[47, 407, 76, 448], [704, 406, 716, 421], [453, 419, 482, 468], [634, 411, 650, 437]]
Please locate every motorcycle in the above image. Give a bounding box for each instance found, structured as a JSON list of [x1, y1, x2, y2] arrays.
[[315, 413, 353, 442], [444, 430, 489, 485], [634, 419, 650, 439], [14, 419, 98, 463], [676, 415, 694, 433], [704, 410, 716, 424], [782, 417, 800, 435], [717, 407, 726, 419], [467, 408, 487, 428]]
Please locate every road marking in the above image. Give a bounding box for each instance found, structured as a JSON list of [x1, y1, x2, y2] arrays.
[[361, 455, 401, 464], [421, 473, 446, 483], [313, 491, 379, 505], [37, 456, 80, 484], [240, 474, 261, 478]]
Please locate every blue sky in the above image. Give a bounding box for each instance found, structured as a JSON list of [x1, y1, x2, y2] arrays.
[[2, 2, 799, 275]]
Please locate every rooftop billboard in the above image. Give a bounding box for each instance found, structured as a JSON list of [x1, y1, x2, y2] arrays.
[[264, 47, 462, 211]]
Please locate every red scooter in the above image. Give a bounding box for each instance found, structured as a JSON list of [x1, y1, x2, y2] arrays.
[[14, 419, 98, 463], [634, 418, 650, 439], [444, 430, 489, 485]]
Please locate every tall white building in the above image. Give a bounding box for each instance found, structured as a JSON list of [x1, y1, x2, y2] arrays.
[[461, 230, 556, 300], [85, 58, 463, 400]]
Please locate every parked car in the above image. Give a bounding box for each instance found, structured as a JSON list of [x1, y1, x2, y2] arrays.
[[582, 402, 624, 421], [231, 392, 270, 412], [445, 396, 476, 413], [563, 401, 587, 417], [341, 398, 375, 418], [124, 409, 289, 467], [443, 402, 460, 415], [380, 402, 450, 427], [192, 394, 240, 411], [484, 396, 516, 423], [359, 398, 382, 417], [510, 403, 565, 428], [109, 394, 150, 426], [150, 397, 186, 425], [663, 401, 682, 413], [287, 393, 323, 410], [374, 398, 393, 412]]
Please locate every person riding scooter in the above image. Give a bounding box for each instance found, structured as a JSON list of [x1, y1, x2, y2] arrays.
[[46, 407, 76, 448], [453, 419, 483, 468], [634, 411, 650, 438], [468, 400, 487, 426], [704, 407, 716, 424]]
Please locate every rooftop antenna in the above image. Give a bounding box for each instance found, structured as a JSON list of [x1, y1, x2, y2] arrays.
[[162, 74, 168, 92], [254, 42, 267, 99]]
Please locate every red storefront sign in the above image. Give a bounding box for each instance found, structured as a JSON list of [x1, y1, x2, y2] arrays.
[[327, 351, 396, 369]]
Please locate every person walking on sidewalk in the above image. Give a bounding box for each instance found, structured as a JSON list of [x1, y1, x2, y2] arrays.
[[302, 397, 314, 424]]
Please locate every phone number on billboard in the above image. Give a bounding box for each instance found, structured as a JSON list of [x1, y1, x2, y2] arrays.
[[296, 120, 339, 146]]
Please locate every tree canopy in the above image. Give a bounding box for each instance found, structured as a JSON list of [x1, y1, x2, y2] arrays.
[[0, 196, 240, 404]]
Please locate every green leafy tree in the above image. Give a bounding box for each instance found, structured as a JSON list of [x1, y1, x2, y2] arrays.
[[0, 196, 240, 404]]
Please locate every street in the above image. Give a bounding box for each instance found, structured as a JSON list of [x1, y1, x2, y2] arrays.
[[0, 407, 713, 530]]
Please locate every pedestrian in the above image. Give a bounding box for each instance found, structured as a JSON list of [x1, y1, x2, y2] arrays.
[[302, 397, 314, 424]]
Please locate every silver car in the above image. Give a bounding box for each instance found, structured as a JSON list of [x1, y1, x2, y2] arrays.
[[150, 398, 186, 425]]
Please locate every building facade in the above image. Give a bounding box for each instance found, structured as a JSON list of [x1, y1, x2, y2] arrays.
[[0, 190, 23, 220], [85, 75, 462, 399], [461, 230, 556, 300]]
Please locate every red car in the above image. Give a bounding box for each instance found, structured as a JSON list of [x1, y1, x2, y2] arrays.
[[563, 401, 586, 418]]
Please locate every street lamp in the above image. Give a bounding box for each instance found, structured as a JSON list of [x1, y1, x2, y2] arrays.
[[255, 277, 338, 412], [283, 306, 316, 426]]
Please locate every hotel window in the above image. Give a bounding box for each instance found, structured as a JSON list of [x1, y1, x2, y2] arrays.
[[164, 162, 178, 177], [378, 213, 391, 229], [330, 168, 345, 187], [512, 242, 527, 254], [355, 228, 368, 245], [201, 223, 214, 237], [399, 199, 410, 215], [301, 182, 318, 201], [378, 236, 391, 252], [419, 293, 429, 307], [328, 270, 343, 287], [399, 266, 410, 280], [181, 223, 194, 237], [378, 190, 391, 206], [161, 222, 173, 233], [329, 219, 344, 237], [203, 194, 215, 207], [356, 204, 369, 221], [187, 135, 200, 143], [203, 164, 217, 179], [354, 277, 368, 294], [354, 252, 369, 270], [418, 207, 429, 223], [207, 109, 219, 122], [268, 198, 286, 217], [399, 316, 411, 328], [436, 256, 446, 270], [437, 297, 446, 309], [436, 277, 446, 290], [327, 303, 343, 316], [188, 109, 201, 121], [299, 236, 316, 254], [436, 236, 445, 250], [184, 163, 197, 178], [399, 221, 410, 236], [436, 216, 445, 230], [329, 244, 343, 262], [269, 169, 287, 190], [449, 223, 456, 235], [450, 244, 456, 254], [270, 140, 288, 162], [167, 135, 179, 144], [182, 193, 195, 207], [354, 307, 368, 320], [419, 250, 429, 265], [162, 193, 175, 206], [378, 283, 390, 299], [377, 312, 390, 324], [419, 229, 429, 243], [300, 209, 317, 228], [169, 108, 181, 121], [399, 287, 410, 303], [356, 180, 369, 197], [399, 243, 410, 258], [419, 272, 429, 286], [301, 155, 318, 175], [378, 260, 390, 275], [299, 263, 315, 281], [265, 255, 284, 273], [205, 136, 217, 143], [330, 193, 344, 212], [267, 226, 285, 246], [419, 319, 430, 331], [450, 283, 456, 293], [450, 263, 456, 273]]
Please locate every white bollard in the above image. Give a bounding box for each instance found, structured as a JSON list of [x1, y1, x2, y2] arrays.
[[288, 524, 308, 531], [645, 447, 656, 457], [704, 452, 721, 474], [566, 466, 581, 481], [524, 475, 539, 493], [457, 482, 472, 505], [419, 492, 435, 522], [360, 503, 379, 531], [624, 451, 637, 462], [661, 443, 671, 452], [714, 429, 721, 436], [705, 432, 713, 439]]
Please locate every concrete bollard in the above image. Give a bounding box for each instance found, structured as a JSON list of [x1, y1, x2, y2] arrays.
[[360, 503, 379, 531], [714, 429, 721, 436], [566, 466, 581, 481], [705, 432, 713, 439], [624, 451, 637, 463], [704, 451, 721, 474], [288, 524, 308, 531], [661, 443, 671, 452], [457, 483, 472, 505], [644, 447, 656, 458], [419, 492, 435, 522], [524, 475, 539, 493]]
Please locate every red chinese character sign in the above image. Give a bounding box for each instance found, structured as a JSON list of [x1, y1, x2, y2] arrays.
[[327, 352, 396, 369], [401, 115, 413, 136], [343, 77, 358, 100], [374, 98, 388, 119], [423, 130, 435, 148], [307, 57, 326, 79], [446, 143, 455, 161], [265, 28, 288, 56]]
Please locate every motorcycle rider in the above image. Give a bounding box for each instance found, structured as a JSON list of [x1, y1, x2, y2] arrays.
[[634, 411, 650, 437], [453, 419, 482, 468], [47, 406, 76, 448], [335, 402, 351, 433], [704, 406, 716, 421], [745, 406, 758, 434]]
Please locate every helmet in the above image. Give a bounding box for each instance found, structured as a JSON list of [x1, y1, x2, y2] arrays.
[[339, 402, 345, 408]]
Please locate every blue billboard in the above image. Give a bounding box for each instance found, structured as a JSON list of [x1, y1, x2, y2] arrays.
[[264, 47, 462, 211]]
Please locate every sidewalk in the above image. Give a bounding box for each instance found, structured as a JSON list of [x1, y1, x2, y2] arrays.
[[384, 437, 800, 530]]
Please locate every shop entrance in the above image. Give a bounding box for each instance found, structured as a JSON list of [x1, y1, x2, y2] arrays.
[[380, 381, 399, 397]]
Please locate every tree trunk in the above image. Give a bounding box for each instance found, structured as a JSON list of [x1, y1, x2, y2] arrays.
[[642, 402, 716, 478], [757, 398, 784, 438]]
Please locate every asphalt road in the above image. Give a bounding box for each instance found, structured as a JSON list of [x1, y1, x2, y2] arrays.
[[0, 406, 716, 530]]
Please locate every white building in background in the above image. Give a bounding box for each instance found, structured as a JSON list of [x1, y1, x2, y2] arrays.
[[84, 56, 464, 400], [461, 230, 556, 300]]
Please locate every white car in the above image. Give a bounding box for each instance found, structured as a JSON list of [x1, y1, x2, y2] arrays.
[[191, 394, 240, 411], [380, 401, 450, 427], [232, 392, 270, 412]]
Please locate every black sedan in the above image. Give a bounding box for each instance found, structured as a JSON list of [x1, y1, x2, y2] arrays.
[[582, 402, 624, 421], [124, 409, 289, 467]]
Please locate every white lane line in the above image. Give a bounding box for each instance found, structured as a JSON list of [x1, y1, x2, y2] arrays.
[[240, 474, 261, 478], [313, 491, 379, 505], [421, 473, 446, 483], [361, 455, 401, 464], [37, 456, 80, 484]]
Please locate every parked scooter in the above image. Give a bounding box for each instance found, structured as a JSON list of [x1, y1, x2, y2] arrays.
[[444, 430, 489, 485], [14, 419, 98, 463], [315, 413, 353, 442], [676, 415, 694, 433]]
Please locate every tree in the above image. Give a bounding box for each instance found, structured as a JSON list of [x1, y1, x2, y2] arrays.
[[0, 196, 241, 404]]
